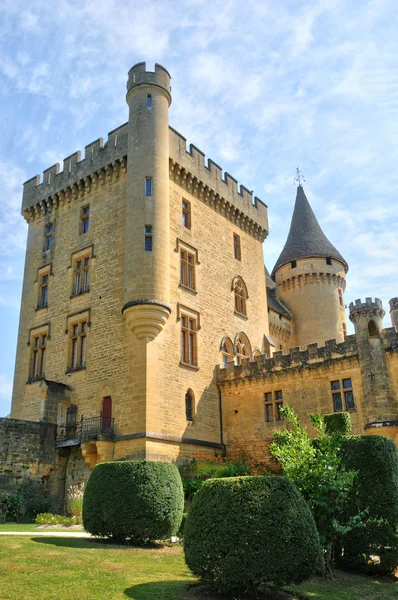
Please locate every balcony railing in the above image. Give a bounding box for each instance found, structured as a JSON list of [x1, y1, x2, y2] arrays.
[[56, 415, 115, 446]]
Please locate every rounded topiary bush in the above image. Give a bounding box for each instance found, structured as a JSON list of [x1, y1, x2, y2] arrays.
[[83, 460, 184, 543], [184, 476, 320, 594], [339, 435, 398, 573]]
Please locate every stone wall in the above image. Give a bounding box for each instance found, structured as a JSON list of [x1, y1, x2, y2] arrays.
[[0, 418, 56, 492]]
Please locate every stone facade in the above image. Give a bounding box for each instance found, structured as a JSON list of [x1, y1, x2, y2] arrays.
[[7, 61, 398, 495]]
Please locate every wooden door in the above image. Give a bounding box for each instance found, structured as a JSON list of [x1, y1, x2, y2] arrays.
[[102, 396, 112, 433]]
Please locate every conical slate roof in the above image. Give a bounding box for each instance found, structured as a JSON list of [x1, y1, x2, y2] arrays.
[[272, 185, 348, 276]]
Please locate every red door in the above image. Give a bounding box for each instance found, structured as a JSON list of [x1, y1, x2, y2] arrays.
[[102, 396, 112, 433]]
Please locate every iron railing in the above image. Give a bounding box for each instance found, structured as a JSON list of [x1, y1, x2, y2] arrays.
[[56, 415, 115, 445]]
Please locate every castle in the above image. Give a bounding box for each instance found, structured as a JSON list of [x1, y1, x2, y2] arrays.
[[2, 62, 398, 499]]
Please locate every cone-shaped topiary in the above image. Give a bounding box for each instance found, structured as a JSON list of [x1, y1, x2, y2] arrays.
[[184, 476, 320, 595], [83, 460, 184, 543], [339, 435, 398, 573]]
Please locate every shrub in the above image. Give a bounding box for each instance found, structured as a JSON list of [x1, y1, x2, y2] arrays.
[[324, 412, 352, 435], [66, 483, 84, 517], [83, 461, 184, 543], [339, 435, 398, 573], [35, 513, 82, 526], [184, 476, 320, 594], [0, 491, 25, 523], [17, 478, 50, 520]]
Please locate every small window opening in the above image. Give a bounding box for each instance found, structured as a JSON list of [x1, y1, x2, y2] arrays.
[[233, 234, 241, 261], [114, 133, 118, 147], [80, 205, 90, 234], [145, 177, 152, 196], [185, 390, 194, 421], [326, 257, 332, 265], [146, 95, 152, 108], [182, 200, 191, 229], [145, 226, 153, 252], [291, 260, 297, 268], [338, 288, 344, 307], [368, 320, 378, 337], [68, 161, 72, 173], [342, 322, 347, 337]]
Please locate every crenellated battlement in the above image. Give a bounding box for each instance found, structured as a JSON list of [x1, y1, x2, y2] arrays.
[[21, 123, 128, 219], [218, 335, 359, 383], [126, 62, 171, 104], [169, 127, 268, 240], [349, 297, 385, 322]]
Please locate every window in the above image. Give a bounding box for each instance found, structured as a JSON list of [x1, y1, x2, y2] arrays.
[[368, 320, 378, 336], [342, 322, 347, 337], [180, 249, 195, 290], [264, 390, 284, 422], [145, 226, 153, 251], [181, 314, 197, 366], [30, 332, 47, 382], [185, 390, 194, 421], [69, 320, 87, 372], [145, 177, 152, 196], [331, 378, 355, 412], [235, 333, 251, 365], [80, 205, 90, 234], [326, 257, 332, 265], [44, 223, 53, 252], [74, 256, 90, 295], [291, 260, 297, 268], [338, 288, 344, 307], [234, 277, 247, 316], [182, 200, 191, 229], [146, 94, 152, 108], [39, 273, 49, 308], [264, 392, 273, 422], [220, 336, 234, 368], [233, 233, 241, 261]]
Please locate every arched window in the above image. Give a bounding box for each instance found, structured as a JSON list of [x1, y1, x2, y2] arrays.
[[234, 332, 252, 365], [220, 336, 234, 368], [368, 320, 378, 337], [102, 396, 112, 433], [252, 349, 261, 360], [232, 276, 248, 316], [185, 390, 194, 421]]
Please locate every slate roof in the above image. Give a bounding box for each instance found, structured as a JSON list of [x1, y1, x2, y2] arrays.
[[267, 287, 292, 320], [272, 185, 348, 276]]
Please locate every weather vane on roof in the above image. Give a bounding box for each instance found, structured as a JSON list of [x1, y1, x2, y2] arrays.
[[294, 167, 305, 187]]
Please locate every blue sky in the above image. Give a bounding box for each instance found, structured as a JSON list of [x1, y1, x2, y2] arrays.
[[1, 0, 397, 417]]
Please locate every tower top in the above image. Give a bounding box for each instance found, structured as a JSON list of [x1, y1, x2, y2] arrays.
[[126, 62, 171, 106], [349, 297, 385, 322], [272, 185, 348, 276]]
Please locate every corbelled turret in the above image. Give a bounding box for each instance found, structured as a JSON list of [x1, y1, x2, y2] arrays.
[[272, 185, 348, 349]]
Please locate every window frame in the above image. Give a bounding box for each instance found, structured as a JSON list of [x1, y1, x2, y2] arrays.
[[181, 314, 198, 367], [145, 177, 152, 196], [180, 248, 196, 290], [73, 255, 90, 296], [182, 199, 191, 229], [264, 390, 284, 423], [68, 319, 88, 373], [185, 390, 194, 421], [233, 233, 241, 261], [44, 223, 53, 252], [234, 277, 248, 316], [28, 328, 48, 383], [80, 205, 90, 234], [331, 378, 355, 412]]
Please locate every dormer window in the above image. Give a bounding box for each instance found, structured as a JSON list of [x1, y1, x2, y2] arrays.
[[291, 260, 297, 268], [326, 257, 332, 265]]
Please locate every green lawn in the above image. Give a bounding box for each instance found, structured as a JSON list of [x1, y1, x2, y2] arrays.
[[0, 535, 397, 600], [0, 523, 82, 532]]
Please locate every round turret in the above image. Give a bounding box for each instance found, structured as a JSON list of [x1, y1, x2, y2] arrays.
[[272, 185, 348, 348], [389, 298, 398, 332], [349, 297, 385, 338], [122, 62, 172, 340]]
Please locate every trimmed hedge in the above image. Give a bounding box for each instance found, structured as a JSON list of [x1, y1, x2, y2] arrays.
[[83, 461, 184, 543], [339, 435, 398, 573], [184, 476, 320, 594], [324, 412, 352, 435]]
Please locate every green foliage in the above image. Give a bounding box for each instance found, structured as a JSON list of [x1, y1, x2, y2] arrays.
[[35, 513, 82, 526], [324, 412, 352, 435], [66, 483, 85, 517], [181, 478, 204, 501], [184, 476, 320, 594], [339, 435, 398, 573], [269, 407, 356, 575], [83, 460, 184, 543], [0, 478, 49, 523]]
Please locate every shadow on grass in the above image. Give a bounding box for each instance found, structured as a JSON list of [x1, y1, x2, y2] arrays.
[[124, 580, 192, 599], [31, 537, 167, 550]]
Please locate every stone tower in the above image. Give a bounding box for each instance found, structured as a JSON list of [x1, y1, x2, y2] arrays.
[[390, 298, 398, 332], [122, 62, 172, 340], [349, 298, 396, 428], [272, 185, 348, 349]]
